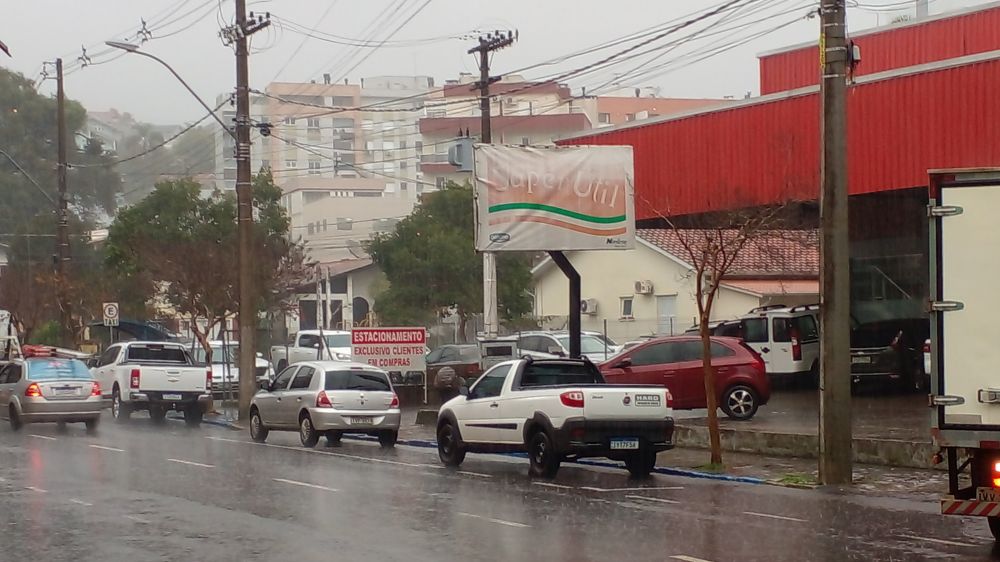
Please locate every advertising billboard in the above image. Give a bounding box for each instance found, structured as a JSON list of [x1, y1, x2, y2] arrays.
[[473, 144, 635, 252], [351, 327, 427, 371]]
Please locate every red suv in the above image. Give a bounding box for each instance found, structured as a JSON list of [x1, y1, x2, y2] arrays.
[[599, 336, 770, 420]]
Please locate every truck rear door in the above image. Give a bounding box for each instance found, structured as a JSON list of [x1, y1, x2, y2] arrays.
[[126, 344, 206, 394], [934, 182, 1000, 430]]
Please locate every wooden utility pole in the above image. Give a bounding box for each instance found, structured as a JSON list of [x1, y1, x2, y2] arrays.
[[55, 58, 72, 347], [819, 0, 852, 485], [469, 31, 515, 339]]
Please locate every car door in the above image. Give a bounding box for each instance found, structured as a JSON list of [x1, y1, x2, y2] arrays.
[[457, 364, 510, 444], [258, 366, 297, 427], [740, 317, 771, 372], [295, 334, 321, 363], [0, 364, 12, 413], [668, 340, 711, 409], [283, 366, 316, 422], [603, 341, 677, 388]]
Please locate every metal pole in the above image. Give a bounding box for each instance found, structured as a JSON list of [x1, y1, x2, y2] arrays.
[[819, 0, 853, 485], [548, 251, 580, 359], [55, 58, 72, 348]]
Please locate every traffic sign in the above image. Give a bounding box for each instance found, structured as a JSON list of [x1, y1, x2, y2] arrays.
[[103, 302, 119, 327]]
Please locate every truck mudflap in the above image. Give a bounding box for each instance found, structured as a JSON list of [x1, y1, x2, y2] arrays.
[[941, 497, 1000, 517]]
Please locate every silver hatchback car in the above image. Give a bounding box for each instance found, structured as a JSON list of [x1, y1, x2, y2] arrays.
[[249, 361, 401, 448], [0, 357, 103, 432]]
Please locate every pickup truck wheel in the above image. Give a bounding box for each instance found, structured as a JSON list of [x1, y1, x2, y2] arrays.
[[624, 450, 658, 478], [148, 405, 167, 424], [528, 431, 561, 478], [9, 405, 22, 431], [989, 517, 1000, 541], [249, 408, 268, 443], [183, 407, 203, 427], [721, 385, 759, 421], [112, 389, 131, 422], [379, 430, 398, 448], [299, 414, 319, 448], [437, 422, 466, 466]]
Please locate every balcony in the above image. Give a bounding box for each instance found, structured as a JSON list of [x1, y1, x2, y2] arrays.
[[420, 153, 450, 164]]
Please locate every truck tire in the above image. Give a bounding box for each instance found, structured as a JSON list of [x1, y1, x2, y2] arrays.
[[249, 407, 269, 443], [527, 430, 561, 478], [624, 450, 657, 478], [990, 517, 1000, 541], [148, 405, 167, 424], [183, 406, 203, 427], [112, 388, 131, 423], [437, 422, 466, 467], [379, 430, 398, 448], [9, 405, 22, 431], [721, 385, 759, 421], [299, 414, 319, 448]]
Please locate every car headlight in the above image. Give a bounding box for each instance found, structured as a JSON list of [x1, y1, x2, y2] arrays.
[[335, 352, 351, 361]]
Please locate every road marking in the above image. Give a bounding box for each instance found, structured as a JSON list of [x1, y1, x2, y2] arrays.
[[626, 494, 679, 505], [273, 478, 338, 492], [205, 435, 442, 469], [0, 476, 6, 482], [28, 434, 57, 441], [69, 498, 93, 507], [25, 486, 47, 493], [743, 511, 806, 523], [671, 556, 714, 562], [166, 458, 215, 469], [89, 444, 124, 452], [897, 534, 981, 548], [457, 512, 529, 529], [457, 471, 492, 478], [581, 486, 684, 492], [532, 481, 573, 489], [124, 515, 151, 524]]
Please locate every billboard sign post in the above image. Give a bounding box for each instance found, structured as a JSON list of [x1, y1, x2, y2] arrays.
[[473, 144, 635, 252]]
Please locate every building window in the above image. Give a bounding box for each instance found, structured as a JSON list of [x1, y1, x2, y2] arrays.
[[436, 176, 446, 189], [322, 219, 328, 232], [285, 160, 297, 169], [400, 140, 407, 150], [415, 141, 423, 153], [307, 223, 315, 235], [400, 182, 408, 192], [620, 297, 634, 319], [283, 116, 296, 125], [337, 218, 353, 231], [400, 160, 408, 170], [308, 160, 321, 174], [598, 112, 611, 124], [307, 117, 321, 129], [625, 113, 636, 122]]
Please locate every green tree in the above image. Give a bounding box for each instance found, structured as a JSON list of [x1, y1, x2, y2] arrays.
[[367, 182, 532, 338], [104, 172, 308, 358]]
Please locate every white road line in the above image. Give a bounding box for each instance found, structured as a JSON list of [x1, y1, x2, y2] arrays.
[[124, 515, 151, 524], [896, 534, 981, 548], [532, 481, 574, 489], [69, 498, 93, 507], [626, 494, 679, 505], [273, 478, 338, 492], [205, 435, 440, 469], [581, 486, 684, 492], [457, 512, 529, 529], [89, 444, 124, 452], [166, 458, 215, 469], [743, 511, 807, 523], [25, 486, 47, 493], [0, 476, 6, 482], [457, 471, 493, 478], [670, 556, 714, 562], [28, 434, 57, 441]]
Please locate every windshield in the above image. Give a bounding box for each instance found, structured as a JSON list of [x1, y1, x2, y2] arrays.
[[324, 370, 391, 392], [325, 334, 351, 348], [126, 344, 190, 363], [27, 358, 92, 380], [556, 335, 608, 354], [192, 345, 238, 364]]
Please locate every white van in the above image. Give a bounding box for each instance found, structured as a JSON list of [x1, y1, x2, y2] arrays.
[[713, 305, 820, 382]]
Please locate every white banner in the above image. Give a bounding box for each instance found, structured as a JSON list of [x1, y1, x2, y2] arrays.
[[474, 144, 635, 251], [351, 327, 427, 371]]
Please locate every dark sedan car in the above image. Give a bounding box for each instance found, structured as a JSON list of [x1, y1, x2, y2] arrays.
[[850, 318, 929, 390]]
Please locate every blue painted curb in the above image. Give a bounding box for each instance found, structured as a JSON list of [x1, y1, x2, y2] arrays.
[[341, 434, 764, 485]]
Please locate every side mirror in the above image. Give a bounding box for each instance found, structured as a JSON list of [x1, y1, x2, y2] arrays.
[[459, 385, 469, 397], [548, 346, 566, 357], [614, 357, 633, 369]]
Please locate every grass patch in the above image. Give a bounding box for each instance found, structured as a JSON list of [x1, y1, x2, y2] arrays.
[[696, 463, 727, 473], [777, 473, 817, 486]]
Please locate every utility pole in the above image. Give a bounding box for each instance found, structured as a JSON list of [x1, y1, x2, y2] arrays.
[[819, 0, 852, 485], [55, 58, 72, 347], [224, 1, 270, 421], [469, 30, 515, 340]]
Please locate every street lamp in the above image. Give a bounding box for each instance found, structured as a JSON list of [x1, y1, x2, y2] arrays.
[[104, 41, 236, 140]]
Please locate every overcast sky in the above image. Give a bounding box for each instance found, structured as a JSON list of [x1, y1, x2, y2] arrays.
[[1, 0, 987, 124]]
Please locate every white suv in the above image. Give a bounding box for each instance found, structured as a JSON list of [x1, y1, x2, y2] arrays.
[[714, 305, 820, 383]]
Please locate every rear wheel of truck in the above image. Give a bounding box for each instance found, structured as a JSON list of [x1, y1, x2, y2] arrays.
[[112, 388, 130, 423], [183, 406, 203, 427], [527, 430, 561, 479], [624, 450, 658, 478]]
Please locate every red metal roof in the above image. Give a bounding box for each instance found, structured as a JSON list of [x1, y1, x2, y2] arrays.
[[758, 3, 1000, 94], [638, 229, 818, 277], [559, 52, 1000, 219]]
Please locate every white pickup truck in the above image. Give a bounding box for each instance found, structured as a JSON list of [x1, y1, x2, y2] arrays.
[[436, 358, 674, 478], [91, 341, 211, 426], [270, 330, 351, 371]]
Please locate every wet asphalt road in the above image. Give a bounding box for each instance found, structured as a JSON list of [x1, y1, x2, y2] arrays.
[[1, 415, 998, 562]]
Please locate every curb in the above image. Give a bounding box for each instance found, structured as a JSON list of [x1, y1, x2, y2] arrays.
[[343, 434, 765, 485], [169, 412, 242, 431]]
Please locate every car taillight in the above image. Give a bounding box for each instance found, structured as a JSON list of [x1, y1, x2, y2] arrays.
[[24, 383, 42, 397], [316, 390, 333, 408], [91, 382, 101, 397], [390, 393, 400, 408], [206, 367, 213, 391], [993, 461, 1000, 488], [790, 328, 802, 361], [923, 340, 931, 354], [560, 391, 585, 408], [665, 389, 674, 409], [130, 368, 141, 389]]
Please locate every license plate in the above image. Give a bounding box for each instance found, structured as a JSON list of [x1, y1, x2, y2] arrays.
[[350, 416, 374, 425], [163, 393, 183, 401], [53, 388, 79, 396], [610, 438, 639, 450], [851, 356, 872, 364], [977, 487, 1000, 502], [635, 394, 661, 407]]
